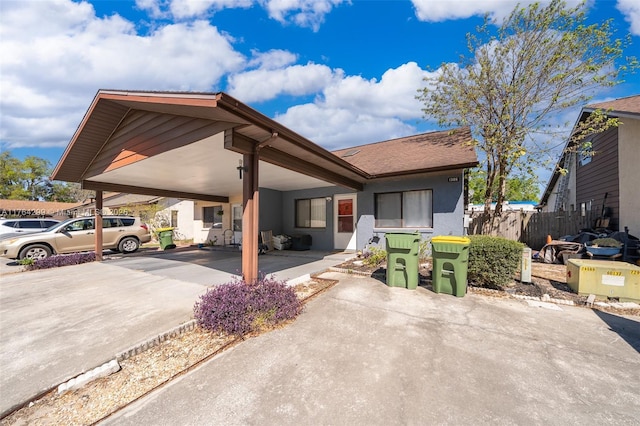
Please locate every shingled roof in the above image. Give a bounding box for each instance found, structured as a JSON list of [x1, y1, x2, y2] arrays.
[[586, 94, 640, 115], [333, 127, 477, 177]]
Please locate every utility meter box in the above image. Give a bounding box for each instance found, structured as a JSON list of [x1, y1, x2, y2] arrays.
[[566, 259, 640, 302]]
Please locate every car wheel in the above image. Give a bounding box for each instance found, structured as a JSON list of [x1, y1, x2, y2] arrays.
[[19, 244, 51, 260], [118, 237, 139, 254]]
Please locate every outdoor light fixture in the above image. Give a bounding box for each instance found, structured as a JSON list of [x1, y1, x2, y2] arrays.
[[325, 196, 332, 202], [237, 159, 248, 179]]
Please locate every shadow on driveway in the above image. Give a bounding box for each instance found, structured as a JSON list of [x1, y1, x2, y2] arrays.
[[593, 309, 640, 353]]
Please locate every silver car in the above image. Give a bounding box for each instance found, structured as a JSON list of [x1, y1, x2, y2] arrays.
[[0, 216, 151, 260]]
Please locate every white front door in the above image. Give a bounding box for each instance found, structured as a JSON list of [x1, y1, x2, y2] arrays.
[[232, 204, 242, 246], [334, 194, 357, 251]]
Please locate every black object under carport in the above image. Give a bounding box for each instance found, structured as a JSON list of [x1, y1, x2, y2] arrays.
[[290, 234, 312, 250]]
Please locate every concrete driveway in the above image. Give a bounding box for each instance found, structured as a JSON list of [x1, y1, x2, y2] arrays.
[[105, 272, 640, 425], [0, 248, 353, 417]]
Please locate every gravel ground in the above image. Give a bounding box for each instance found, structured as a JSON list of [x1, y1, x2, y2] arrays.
[[0, 279, 337, 426]]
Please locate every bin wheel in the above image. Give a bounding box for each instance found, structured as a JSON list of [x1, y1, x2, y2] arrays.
[[119, 237, 139, 254]]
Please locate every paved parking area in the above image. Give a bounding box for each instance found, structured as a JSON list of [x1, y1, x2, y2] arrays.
[[0, 248, 353, 417], [106, 272, 640, 425]]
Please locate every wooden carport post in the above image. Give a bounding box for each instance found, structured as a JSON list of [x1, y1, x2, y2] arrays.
[[241, 151, 259, 283], [95, 190, 103, 261]]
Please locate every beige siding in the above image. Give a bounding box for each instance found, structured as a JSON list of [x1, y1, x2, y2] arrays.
[[618, 118, 640, 233]]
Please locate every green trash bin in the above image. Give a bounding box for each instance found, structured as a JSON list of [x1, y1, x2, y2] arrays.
[[431, 236, 471, 297], [156, 227, 176, 250], [385, 232, 421, 290]]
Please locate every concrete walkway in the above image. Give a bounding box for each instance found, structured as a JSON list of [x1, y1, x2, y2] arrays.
[[0, 249, 353, 417], [105, 272, 640, 425]]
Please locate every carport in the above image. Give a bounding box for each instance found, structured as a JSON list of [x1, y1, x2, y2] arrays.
[[52, 90, 368, 282]]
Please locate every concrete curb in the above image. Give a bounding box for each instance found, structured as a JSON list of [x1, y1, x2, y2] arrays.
[[43, 321, 199, 404]]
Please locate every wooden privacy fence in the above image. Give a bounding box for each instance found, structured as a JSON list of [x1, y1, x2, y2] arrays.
[[468, 210, 599, 250]]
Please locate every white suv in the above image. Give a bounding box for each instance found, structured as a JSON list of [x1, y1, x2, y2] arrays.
[[0, 218, 60, 237], [0, 216, 151, 260]]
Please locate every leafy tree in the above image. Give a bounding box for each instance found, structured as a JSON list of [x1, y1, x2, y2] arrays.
[[468, 169, 540, 204], [419, 0, 636, 226], [1, 151, 26, 199], [0, 151, 89, 202]]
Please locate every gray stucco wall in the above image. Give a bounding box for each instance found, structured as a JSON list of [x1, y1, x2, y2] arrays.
[[276, 169, 465, 251], [259, 188, 283, 236], [357, 170, 465, 252], [281, 186, 353, 250]]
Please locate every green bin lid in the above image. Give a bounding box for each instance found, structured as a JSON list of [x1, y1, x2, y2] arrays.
[[431, 236, 470, 244]]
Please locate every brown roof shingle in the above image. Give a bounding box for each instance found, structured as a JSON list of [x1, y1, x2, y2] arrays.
[[332, 127, 478, 177], [587, 94, 640, 115]]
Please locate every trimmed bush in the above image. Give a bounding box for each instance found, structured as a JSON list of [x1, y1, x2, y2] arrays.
[[194, 275, 303, 336], [26, 252, 96, 270], [467, 235, 524, 288]]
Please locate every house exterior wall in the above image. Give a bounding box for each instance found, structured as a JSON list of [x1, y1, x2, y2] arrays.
[[618, 117, 640, 233], [281, 186, 354, 250], [157, 199, 195, 241], [279, 170, 465, 251], [575, 126, 619, 229], [259, 188, 283, 236], [357, 170, 465, 251]]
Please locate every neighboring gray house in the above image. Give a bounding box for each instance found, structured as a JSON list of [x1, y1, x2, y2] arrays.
[[539, 95, 640, 233]]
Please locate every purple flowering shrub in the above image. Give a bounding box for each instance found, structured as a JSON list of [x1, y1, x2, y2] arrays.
[[26, 252, 97, 270], [194, 275, 303, 336]]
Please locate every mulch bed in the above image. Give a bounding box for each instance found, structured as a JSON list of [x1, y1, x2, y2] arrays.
[[333, 259, 640, 316]]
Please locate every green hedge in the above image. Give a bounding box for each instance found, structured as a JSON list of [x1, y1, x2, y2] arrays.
[[467, 235, 524, 288]]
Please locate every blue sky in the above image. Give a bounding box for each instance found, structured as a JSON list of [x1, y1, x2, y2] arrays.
[[1, 0, 639, 191]]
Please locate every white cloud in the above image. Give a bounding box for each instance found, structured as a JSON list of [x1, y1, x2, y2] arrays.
[[0, 0, 246, 148], [247, 49, 298, 69], [617, 0, 640, 36], [275, 104, 415, 150], [227, 62, 338, 102], [411, 0, 583, 23], [136, 0, 345, 30], [322, 62, 435, 120], [260, 0, 347, 31], [266, 62, 435, 149]]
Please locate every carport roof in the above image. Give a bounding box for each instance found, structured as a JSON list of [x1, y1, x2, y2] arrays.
[[52, 90, 369, 201]]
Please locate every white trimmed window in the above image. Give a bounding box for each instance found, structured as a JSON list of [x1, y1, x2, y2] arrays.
[[295, 198, 326, 228]]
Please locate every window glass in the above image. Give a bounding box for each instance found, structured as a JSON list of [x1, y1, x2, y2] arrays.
[[121, 218, 135, 226], [102, 218, 120, 228], [203, 206, 222, 227], [43, 221, 58, 228], [18, 221, 42, 229], [295, 198, 326, 228], [376, 192, 401, 228], [375, 190, 432, 228], [403, 190, 432, 227], [2, 221, 16, 228], [66, 219, 94, 231]]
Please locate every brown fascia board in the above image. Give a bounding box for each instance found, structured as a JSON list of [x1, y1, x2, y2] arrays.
[[215, 92, 371, 179], [369, 162, 479, 179], [82, 181, 228, 203]]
